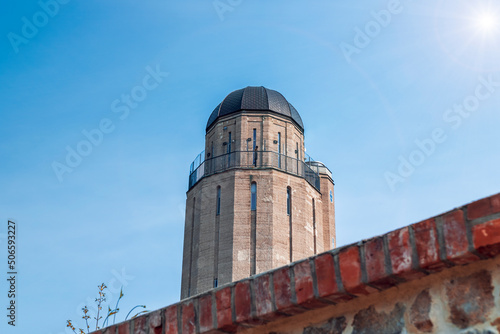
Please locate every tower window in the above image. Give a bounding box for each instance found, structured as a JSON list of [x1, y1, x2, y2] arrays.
[[228, 132, 232, 165], [216, 186, 221, 215], [252, 128, 258, 167], [278, 132, 281, 168], [251, 182, 257, 211], [288, 186, 293, 262], [287, 187, 291, 215], [312, 199, 317, 255], [253, 128, 256, 150], [250, 182, 257, 275], [187, 197, 196, 297]]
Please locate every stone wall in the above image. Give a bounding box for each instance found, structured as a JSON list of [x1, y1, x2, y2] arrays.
[[96, 193, 500, 334]]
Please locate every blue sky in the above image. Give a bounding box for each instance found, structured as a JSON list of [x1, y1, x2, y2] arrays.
[[1, 0, 499, 332]]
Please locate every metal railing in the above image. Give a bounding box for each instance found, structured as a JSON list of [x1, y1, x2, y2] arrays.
[[188, 150, 321, 191]]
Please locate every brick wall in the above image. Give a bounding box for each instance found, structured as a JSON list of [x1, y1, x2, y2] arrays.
[[97, 194, 500, 334]]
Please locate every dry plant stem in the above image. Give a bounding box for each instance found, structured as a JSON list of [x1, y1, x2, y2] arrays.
[[113, 287, 124, 324], [95, 283, 107, 330], [82, 306, 90, 334], [67, 283, 145, 331], [125, 305, 146, 320]]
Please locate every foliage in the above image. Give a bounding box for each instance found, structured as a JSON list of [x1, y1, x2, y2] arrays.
[[66, 283, 148, 333]]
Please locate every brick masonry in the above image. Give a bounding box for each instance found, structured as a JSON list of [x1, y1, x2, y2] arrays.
[[92, 192, 500, 334]]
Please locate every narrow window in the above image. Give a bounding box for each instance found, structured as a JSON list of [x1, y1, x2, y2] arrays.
[[253, 128, 258, 167], [188, 197, 196, 297], [295, 142, 299, 173], [312, 199, 317, 254], [210, 142, 214, 173], [287, 186, 293, 262], [251, 182, 257, 211], [227, 132, 232, 166], [250, 182, 257, 275], [214, 190, 221, 289], [287, 187, 291, 215], [216, 186, 221, 215], [278, 132, 281, 168]]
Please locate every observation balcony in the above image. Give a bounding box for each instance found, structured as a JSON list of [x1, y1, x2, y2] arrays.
[[188, 150, 322, 191]]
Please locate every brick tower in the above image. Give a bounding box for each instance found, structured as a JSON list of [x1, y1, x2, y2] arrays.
[[181, 86, 335, 299]]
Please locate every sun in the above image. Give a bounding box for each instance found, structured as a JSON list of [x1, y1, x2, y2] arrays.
[[474, 12, 498, 33], [433, 1, 500, 71]]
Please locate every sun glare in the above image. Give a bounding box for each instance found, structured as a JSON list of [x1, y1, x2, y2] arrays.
[[475, 12, 498, 33]]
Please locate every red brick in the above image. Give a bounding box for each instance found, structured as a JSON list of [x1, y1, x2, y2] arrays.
[[494, 195, 500, 213], [314, 253, 336, 297], [133, 315, 146, 334], [148, 310, 162, 334], [467, 193, 500, 220], [215, 287, 236, 332], [198, 294, 214, 333], [442, 210, 479, 264], [273, 267, 305, 315], [293, 260, 328, 309], [364, 238, 397, 289], [314, 253, 352, 303], [164, 305, 178, 334], [388, 228, 425, 280], [234, 281, 252, 324], [182, 301, 196, 334], [104, 326, 116, 334], [473, 218, 500, 257], [338, 246, 375, 296], [118, 322, 130, 334], [253, 274, 282, 321], [413, 218, 446, 272]]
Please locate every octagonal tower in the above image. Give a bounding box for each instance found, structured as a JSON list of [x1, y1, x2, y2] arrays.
[[181, 86, 335, 299]]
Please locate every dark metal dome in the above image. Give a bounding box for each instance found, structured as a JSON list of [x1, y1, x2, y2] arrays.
[[206, 86, 304, 132]]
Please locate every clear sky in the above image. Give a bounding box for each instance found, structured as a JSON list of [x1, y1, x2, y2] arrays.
[[1, 0, 499, 333]]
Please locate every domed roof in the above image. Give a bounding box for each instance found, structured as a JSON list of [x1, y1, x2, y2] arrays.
[[206, 86, 304, 132]]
